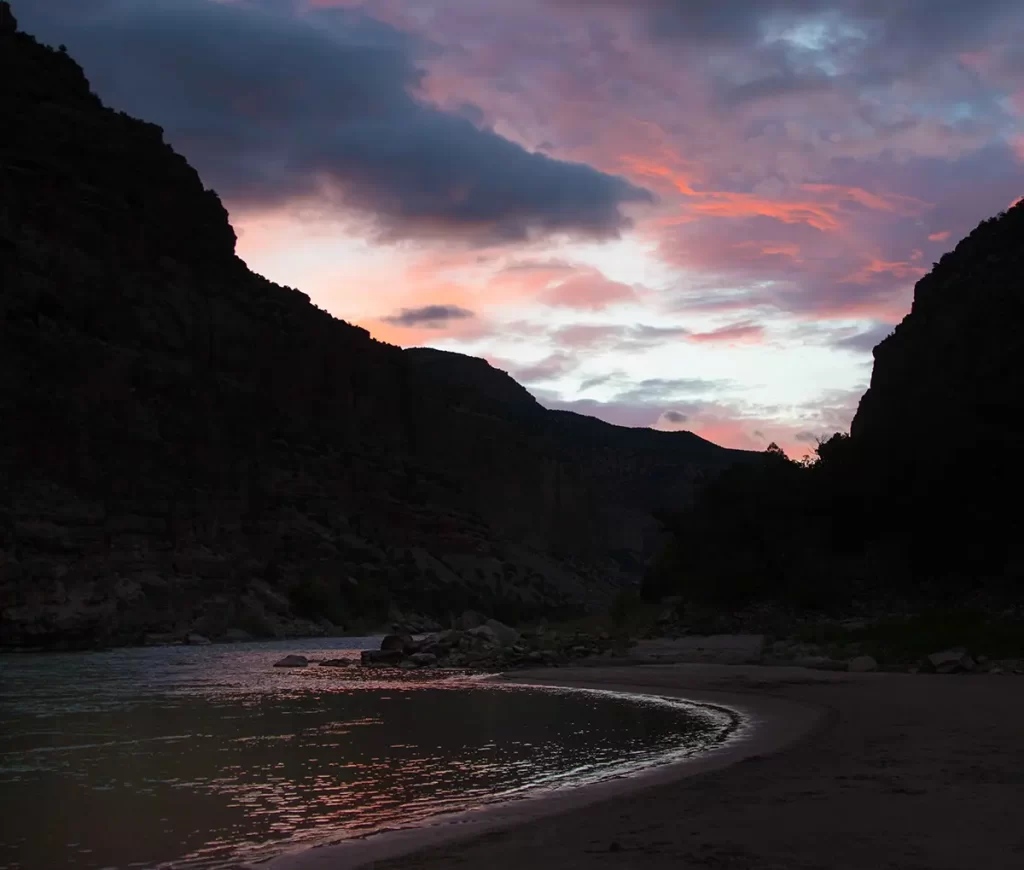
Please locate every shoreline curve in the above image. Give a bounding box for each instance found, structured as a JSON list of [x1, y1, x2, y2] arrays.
[[261, 668, 825, 870]]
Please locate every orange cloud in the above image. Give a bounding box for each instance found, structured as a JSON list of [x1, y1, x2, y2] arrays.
[[620, 153, 697, 196], [800, 184, 930, 217], [684, 191, 841, 231], [632, 171, 930, 234], [841, 258, 928, 286], [928, 230, 951, 242]]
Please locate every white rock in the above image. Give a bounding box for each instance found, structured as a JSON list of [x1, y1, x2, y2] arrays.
[[927, 648, 975, 673], [848, 655, 878, 673]]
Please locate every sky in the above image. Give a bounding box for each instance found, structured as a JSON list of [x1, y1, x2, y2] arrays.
[[19, 0, 1024, 454]]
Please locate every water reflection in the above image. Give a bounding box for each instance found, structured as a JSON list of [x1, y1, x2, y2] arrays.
[[0, 639, 736, 869]]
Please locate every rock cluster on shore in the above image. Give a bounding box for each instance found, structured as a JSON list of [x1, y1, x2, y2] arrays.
[[266, 610, 618, 672], [269, 628, 1024, 675], [362, 615, 617, 670]]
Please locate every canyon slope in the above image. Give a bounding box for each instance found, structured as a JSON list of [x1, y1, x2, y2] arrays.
[[849, 199, 1024, 583], [853, 203, 1024, 450], [0, 6, 750, 648]]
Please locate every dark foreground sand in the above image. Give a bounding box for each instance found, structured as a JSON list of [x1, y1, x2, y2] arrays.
[[270, 663, 1024, 870]]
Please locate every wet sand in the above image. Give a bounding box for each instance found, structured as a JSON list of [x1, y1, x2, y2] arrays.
[[269, 662, 1024, 870]]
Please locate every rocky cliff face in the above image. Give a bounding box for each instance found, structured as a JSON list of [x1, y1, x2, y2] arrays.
[[852, 201, 1024, 451], [0, 7, 748, 648], [849, 200, 1024, 582]]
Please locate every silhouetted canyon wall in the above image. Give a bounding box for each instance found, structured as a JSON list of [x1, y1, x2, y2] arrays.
[[0, 5, 748, 648]]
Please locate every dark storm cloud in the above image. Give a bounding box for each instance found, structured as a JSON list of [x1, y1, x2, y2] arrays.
[[382, 304, 475, 328], [17, 0, 651, 243], [662, 409, 689, 423]]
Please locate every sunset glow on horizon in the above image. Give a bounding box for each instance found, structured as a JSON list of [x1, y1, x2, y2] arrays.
[[21, 0, 1024, 454]]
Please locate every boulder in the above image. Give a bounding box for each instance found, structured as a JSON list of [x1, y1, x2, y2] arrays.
[[796, 656, 847, 671], [467, 625, 499, 646], [319, 658, 353, 667], [361, 649, 404, 666], [437, 629, 465, 647], [186, 633, 211, 646], [454, 610, 486, 631], [223, 628, 253, 643], [273, 654, 308, 667], [380, 634, 416, 654], [848, 655, 878, 673], [485, 618, 520, 647], [409, 652, 438, 667], [926, 648, 975, 673]]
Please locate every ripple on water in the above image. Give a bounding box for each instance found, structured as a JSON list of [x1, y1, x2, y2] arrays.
[[0, 639, 739, 870]]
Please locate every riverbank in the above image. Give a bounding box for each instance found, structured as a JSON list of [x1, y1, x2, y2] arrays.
[[271, 662, 1024, 870]]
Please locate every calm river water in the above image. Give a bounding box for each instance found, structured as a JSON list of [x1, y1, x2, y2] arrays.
[[0, 638, 737, 869]]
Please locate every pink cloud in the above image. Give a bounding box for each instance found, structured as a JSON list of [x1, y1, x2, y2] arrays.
[[541, 272, 638, 309], [840, 258, 928, 287], [689, 322, 764, 344], [493, 261, 639, 309], [928, 230, 952, 242], [799, 184, 930, 217]]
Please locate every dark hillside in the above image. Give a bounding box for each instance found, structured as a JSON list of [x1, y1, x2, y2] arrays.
[[0, 4, 749, 648]]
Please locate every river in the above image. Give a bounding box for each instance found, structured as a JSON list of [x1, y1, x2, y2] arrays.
[[0, 638, 737, 869]]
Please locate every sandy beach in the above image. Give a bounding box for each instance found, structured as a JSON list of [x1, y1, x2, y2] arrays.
[[271, 662, 1024, 870]]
